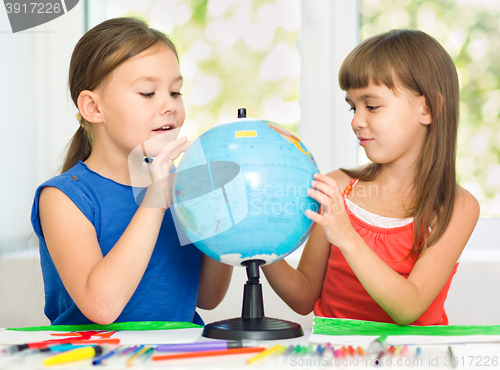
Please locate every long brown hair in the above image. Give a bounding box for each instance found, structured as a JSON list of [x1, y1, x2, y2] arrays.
[[339, 29, 459, 257], [62, 17, 179, 173]]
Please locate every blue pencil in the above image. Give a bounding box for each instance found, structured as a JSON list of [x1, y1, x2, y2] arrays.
[[100, 346, 136, 365], [415, 347, 422, 358], [282, 344, 295, 357], [92, 347, 121, 366], [315, 344, 325, 358]]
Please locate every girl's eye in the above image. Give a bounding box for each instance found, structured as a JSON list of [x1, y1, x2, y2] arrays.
[[367, 105, 378, 111], [170, 92, 183, 98], [349, 107, 356, 113], [140, 92, 155, 98]]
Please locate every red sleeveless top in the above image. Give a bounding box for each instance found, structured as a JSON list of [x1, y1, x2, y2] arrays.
[[313, 179, 458, 325]]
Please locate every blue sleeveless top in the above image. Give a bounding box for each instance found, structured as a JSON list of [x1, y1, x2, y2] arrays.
[[31, 161, 203, 325]]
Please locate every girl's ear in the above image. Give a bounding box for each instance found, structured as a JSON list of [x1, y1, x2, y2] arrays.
[[418, 94, 433, 126], [77, 90, 103, 123], [420, 91, 444, 125]]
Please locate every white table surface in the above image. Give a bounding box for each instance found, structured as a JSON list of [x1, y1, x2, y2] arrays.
[[1, 327, 499, 369]]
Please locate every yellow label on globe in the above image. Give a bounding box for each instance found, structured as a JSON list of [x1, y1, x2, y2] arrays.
[[235, 130, 257, 138]]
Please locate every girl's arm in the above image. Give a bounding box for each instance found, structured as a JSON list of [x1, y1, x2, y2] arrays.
[[308, 173, 480, 325], [261, 224, 331, 315], [197, 255, 233, 310], [261, 170, 351, 315], [39, 190, 165, 325], [39, 138, 191, 325]]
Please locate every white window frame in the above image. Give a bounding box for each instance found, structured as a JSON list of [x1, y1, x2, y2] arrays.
[[298, 0, 359, 173]]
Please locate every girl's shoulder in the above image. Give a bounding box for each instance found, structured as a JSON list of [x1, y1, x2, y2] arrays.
[[35, 163, 96, 219], [454, 185, 480, 215], [324, 169, 353, 192]]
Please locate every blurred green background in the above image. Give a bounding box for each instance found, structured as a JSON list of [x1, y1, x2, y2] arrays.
[[359, 0, 500, 218], [109, 0, 300, 135], [108, 0, 500, 217]]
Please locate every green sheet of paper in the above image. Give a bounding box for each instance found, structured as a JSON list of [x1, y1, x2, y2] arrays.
[[313, 317, 500, 336], [7, 321, 202, 332]]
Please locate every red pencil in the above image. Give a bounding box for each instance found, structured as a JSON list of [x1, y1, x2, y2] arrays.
[[67, 339, 120, 346], [152, 347, 266, 361], [33, 338, 120, 349], [387, 345, 396, 356], [3, 337, 120, 353]]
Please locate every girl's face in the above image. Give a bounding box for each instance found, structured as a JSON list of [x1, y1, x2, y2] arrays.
[[345, 83, 431, 168], [96, 46, 185, 158]]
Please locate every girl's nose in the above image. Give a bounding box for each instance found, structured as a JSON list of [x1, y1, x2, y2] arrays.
[[162, 95, 177, 115], [351, 112, 367, 131]]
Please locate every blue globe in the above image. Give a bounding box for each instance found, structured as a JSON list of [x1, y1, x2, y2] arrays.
[[171, 118, 320, 266]]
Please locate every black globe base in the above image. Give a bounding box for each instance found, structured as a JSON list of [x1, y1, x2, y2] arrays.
[[203, 317, 303, 341], [202, 259, 304, 341]]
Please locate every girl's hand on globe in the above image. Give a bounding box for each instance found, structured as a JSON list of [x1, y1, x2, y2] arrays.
[[141, 136, 191, 209], [305, 173, 358, 250]]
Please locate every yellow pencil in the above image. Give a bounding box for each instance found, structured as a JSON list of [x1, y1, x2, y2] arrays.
[[126, 346, 149, 367], [43, 345, 104, 366], [273, 345, 288, 357], [247, 344, 282, 365]]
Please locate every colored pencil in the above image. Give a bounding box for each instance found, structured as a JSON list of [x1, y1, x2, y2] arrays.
[[415, 347, 422, 360], [375, 349, 385, 366], [281, 344, 296, 358], [153, 347, 266, 361], [92, 347, 122, 366], [126, 345, 149, 367], [43, 345, 104, 366], [448, 346, 457, 368], [1, 337, 119, 353], [273, 345, 288, 357], [387, 345, 396, 356], [368, 334, 387, 354], [247, 344, 282, 364], [315, 344, 325, 358], [306, 344, 314, 357], [156, 340, 243, 352], [402, 345, 409, 356]]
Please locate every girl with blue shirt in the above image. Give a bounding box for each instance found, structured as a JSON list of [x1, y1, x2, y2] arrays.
[[31, 17, 233, 325]]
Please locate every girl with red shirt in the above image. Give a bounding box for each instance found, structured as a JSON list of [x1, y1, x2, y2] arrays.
[[262, 29, 479, 326]]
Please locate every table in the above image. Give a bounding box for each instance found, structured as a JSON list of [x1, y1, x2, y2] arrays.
[[1, 327, 499, 369]]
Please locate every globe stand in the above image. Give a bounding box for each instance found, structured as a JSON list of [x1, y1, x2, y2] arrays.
[[202, 259, 304, 340]]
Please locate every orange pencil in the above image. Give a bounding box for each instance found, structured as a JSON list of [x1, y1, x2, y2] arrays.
[[357, 346, 366, 357], [348, 346, 356, 357], [152, 347, 266, 361], [341, 346, 348, 358]]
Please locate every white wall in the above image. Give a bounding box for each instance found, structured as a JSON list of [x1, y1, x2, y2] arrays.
[[2, 245, 500, 328], [298, 0, 359, 173], [0, 0, 85, 254], [0, 251, 49, 327]]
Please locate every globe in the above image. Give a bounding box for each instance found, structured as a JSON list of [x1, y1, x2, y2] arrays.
[[171, 117, 320, 266]]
